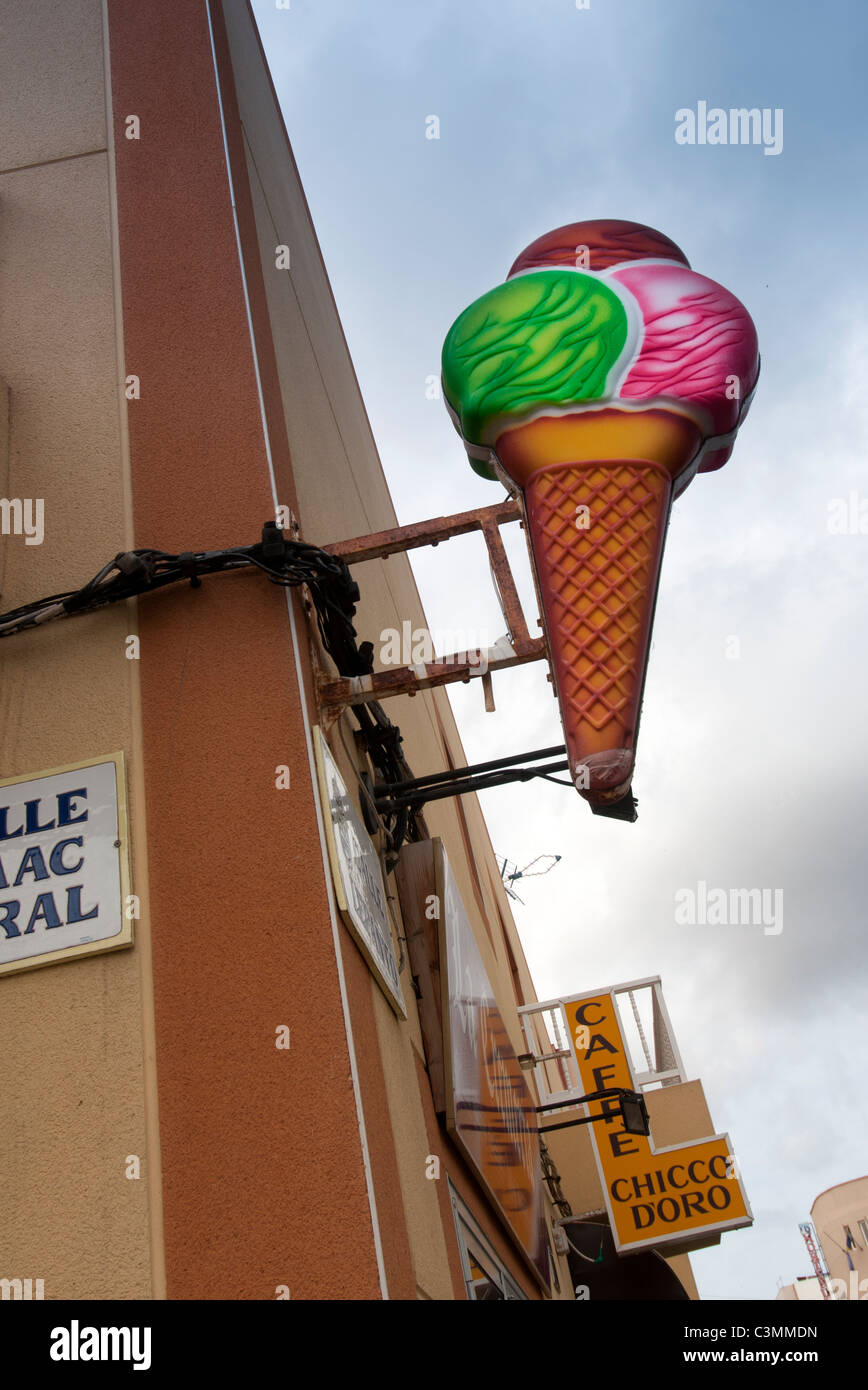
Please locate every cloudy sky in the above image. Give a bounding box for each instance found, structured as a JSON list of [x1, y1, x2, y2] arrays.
[[250, 0, 868, 1300]]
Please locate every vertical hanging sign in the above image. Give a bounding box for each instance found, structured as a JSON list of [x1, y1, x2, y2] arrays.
[[436, 839, 549, 1287], [0, 753, 133, 977], [312, 727, 405, 1016], [564, 988, 752, 1252]]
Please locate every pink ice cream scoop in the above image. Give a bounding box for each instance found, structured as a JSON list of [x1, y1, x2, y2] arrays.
[[443, 219, 759, 815], [507, 218, 759, 478]]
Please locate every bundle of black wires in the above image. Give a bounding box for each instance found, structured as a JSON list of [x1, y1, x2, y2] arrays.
[[0, 522, 371, 672], [0, 521, 422, 851]]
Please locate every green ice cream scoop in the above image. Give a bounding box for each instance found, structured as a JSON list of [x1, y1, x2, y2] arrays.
[[441, 268, 629, 477]]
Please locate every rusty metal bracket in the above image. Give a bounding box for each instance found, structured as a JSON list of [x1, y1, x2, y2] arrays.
[[313, 499, 551, 722]]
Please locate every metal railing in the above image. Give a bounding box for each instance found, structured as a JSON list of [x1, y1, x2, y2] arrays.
[[518, 977, 687, 1111]]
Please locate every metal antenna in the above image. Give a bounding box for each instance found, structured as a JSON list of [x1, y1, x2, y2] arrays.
[[497, 853, 561, 903]]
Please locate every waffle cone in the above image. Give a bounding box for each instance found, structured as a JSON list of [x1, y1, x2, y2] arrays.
[[521, 456, 673, 800]]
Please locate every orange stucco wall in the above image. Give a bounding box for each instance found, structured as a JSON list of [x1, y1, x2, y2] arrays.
[[106, 0, 384, 1299]]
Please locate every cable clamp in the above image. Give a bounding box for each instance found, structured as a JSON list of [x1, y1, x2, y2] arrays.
[[178, 552, 201, 589]]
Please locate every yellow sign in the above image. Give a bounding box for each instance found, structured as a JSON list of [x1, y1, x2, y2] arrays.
[[436, 841, 548, 1286], [565, 991, 752, 1252]]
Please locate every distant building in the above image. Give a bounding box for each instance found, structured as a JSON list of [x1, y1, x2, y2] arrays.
[[776, 1276, 824, 1301], [812, 1178, 868, 1300]]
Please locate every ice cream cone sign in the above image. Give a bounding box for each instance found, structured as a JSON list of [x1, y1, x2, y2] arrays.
[[441, 219, 759, 816]]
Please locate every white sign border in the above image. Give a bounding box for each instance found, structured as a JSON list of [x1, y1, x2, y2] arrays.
[[0, 752, 133, 978], [557, 982, 754, 1254], [312, 727, 405, 1018]]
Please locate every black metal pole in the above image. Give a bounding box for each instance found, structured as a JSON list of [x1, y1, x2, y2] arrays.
[[538, 1114, 606, 1134], [374, 743, 567, 794], [374, 758, 570, 811], [536, 1088, 627, 1114]]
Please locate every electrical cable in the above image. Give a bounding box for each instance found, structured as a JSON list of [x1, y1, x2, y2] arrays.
[[0, 524, 373, 675], [565, 1231, 605, 1265], [0, 521, 423, 853], [332, 711, 409, 974], [334, 712, 381, 828]]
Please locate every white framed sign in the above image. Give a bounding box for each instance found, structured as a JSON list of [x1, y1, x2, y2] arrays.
[[312, 727, 405, 1016], [0, 753, 133, 977]]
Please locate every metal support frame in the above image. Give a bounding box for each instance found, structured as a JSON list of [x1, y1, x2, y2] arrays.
[[303, 500, 641, 822], [539, 1136, 572, 1221], [798, 1222, 833, 1300], [536, 1087, 650, 1137], [314, 499, 550, 724], [373, 743, 571, 812], [519, 978, 688, 1110]]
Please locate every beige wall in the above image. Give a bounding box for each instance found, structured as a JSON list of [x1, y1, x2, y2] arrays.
[[776, 1277, 823, 1301], [645, 1078, 714, 1145], [0, 0, 159, 1298], [812, 1176, 868, 1292]]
